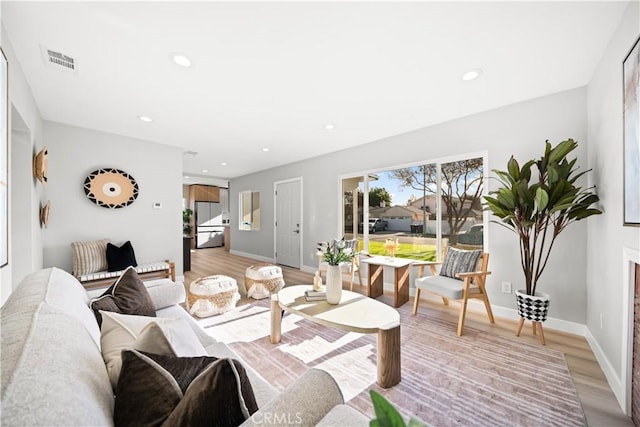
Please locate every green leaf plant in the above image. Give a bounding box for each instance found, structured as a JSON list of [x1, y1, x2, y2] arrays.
[[182, 208, 193, 236], [369, 390, 428, 427], [483, 139, 602, 296]]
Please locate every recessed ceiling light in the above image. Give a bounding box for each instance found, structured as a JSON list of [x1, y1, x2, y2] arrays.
[[462, 69, 483, 81], [262, 148, 270, 152], [324, 124, 335, 130], [221, 162, 228, 166], [170, 53, 192, 68], [184, 175, 190, 179], [202, 169, 208, 173], [137, 115, 153, 122]]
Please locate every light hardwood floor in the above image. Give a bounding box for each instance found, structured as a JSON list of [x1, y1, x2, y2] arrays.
[[184, 247, 633, 426]]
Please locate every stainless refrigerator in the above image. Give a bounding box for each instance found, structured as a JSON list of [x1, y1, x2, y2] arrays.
[[195, 201, 225, 248]]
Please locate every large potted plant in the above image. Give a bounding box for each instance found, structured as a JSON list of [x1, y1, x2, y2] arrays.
[[484, 139, 602, 336]]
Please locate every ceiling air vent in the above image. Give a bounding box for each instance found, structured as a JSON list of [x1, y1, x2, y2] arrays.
[[40, 46, 78, 74], [183, 150, 199, 157]]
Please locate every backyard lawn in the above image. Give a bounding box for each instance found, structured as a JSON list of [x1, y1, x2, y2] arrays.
[[363, 240, 437, 262]]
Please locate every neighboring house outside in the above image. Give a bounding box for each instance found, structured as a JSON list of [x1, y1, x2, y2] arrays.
[[408, 195, 479, 218], [369, 205, 422, 232], [369, 195, 482, 235], [368, 203, 480, 235]]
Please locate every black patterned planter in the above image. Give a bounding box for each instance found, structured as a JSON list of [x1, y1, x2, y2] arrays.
[[515, 290, 550, 322]]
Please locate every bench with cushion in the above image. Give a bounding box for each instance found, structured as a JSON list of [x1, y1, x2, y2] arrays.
[[71, 239, 176, 289]]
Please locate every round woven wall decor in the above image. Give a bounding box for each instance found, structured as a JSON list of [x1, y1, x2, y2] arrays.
[[83, 168, 139, 209], [40, 200, 51, 228]]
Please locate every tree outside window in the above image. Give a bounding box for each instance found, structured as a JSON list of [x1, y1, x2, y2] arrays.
[[340, 155, 484, 261]]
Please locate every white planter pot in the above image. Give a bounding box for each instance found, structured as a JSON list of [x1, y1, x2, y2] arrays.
[[325, 265, 343, 305], [515, 290, 551, 322]]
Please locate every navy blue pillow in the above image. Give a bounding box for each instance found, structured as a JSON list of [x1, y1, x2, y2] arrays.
[[106, 241, 138, 272]]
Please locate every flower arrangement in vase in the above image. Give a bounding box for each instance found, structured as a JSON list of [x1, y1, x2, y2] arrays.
[[317, 239, 355, 304], [384, 238, 399, 259]]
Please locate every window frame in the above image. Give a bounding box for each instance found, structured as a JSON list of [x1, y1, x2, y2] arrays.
[[338, 151, 489, 261]]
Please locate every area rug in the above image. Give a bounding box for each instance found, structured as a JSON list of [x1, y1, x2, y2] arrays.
[[197, 298, 586, 427]]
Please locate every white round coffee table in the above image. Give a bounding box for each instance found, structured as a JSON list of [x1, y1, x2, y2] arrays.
[[270, 285, 401, 388]]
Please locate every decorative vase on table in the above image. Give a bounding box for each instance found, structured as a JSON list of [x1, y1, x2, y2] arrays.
[[325, 265, 342, 305], [384, 238, 399, 260]]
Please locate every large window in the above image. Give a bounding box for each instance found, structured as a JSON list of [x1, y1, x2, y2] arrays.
[[341, 154, 485, 261]]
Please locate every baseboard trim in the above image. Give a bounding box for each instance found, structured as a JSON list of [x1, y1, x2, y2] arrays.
[[465, 300, 588, 336], [585, 328, 626, 413], [229, 250, 275, 265], [301, 265, 317, 275]]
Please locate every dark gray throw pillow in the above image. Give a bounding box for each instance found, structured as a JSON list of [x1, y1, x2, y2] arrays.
[[90, 266, 156, 327], [440, 248, 481, 279], [114, 350, 258, 427], [106, 240, 138, 272]]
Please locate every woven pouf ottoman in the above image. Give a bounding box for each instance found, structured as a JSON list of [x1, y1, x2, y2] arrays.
[[188, 275, 240, 318], [245, 263, 285, 299]]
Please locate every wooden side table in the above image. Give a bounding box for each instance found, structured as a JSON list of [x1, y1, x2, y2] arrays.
[[361, 256, 414, 308]]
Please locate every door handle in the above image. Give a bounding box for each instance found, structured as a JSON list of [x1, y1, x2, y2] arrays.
[[293, 229, 300, 234]]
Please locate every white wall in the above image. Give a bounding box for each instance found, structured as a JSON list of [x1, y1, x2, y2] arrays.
[[41, 121, 183, 274], [0, 26, 44, 304], [586, 0, 640, 412], [1, 24, 184, 302], [232, 87, 589, 324], [10, 110, 36, 288]]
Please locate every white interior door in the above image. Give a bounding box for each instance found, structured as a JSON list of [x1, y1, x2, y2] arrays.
[[275, 179, 301, 268]]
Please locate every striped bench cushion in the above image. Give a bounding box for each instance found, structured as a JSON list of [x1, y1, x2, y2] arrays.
[[79, 261, 171, 283]]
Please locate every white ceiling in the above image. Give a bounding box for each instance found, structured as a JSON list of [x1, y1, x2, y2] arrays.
[[1, 1, 629, 180]]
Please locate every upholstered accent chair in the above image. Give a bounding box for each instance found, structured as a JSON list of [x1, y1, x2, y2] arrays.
[[317, 239, 363, 291], [413, 247, 494, 336]]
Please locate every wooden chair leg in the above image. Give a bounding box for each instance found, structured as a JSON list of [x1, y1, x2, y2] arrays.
[[482, 293, 495, 323], [516, 318, 525, 336], [456, 296, 469, 336], [532, 322, 537, 336], [412, 288, 421, 315], [349, 270, 355, 292]]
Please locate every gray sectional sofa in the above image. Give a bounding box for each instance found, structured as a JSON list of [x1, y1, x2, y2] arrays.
[[0, 267, 368, 426]]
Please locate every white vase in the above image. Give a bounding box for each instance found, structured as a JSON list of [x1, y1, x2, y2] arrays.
[[325, 265, 343, 305]]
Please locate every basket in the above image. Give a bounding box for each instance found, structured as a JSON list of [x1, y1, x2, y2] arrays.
[[188, 275, 239, 317], [245, 264, 285, 299]]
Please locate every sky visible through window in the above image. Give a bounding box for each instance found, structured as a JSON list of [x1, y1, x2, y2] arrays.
[[361, 161, 483, 208], [363, 170, 427, 207]]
